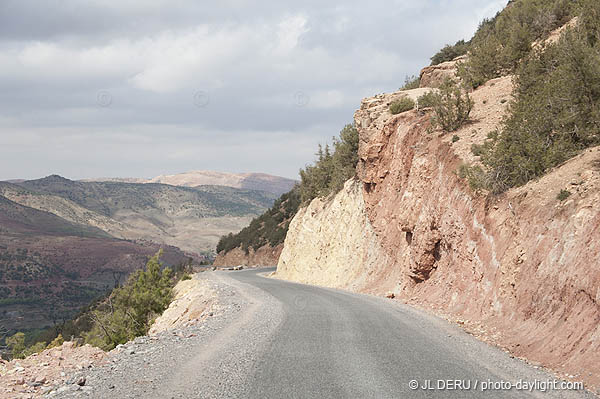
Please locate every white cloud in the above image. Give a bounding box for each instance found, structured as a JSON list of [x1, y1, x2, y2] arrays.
[[0, 0, 508, 180]]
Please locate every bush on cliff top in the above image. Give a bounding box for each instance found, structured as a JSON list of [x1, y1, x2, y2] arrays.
[[389, 97, 416, 115], [430, 39, 469, 65], [430, 79, 473, 132], [460, 2, 600, 192]]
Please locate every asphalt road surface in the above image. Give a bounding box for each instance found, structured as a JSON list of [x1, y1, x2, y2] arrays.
[[223, 268, 593, 399], [65, 268, 596, 399]]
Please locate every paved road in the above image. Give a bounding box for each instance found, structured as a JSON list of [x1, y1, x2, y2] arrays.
[[226, 268, 592, 399], [65, 268, 596, 399]]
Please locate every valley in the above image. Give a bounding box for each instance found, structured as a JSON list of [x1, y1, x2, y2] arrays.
[[0, 172, 291, 331]]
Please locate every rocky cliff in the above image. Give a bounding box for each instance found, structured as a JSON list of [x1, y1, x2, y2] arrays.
[[275, 71, 600, 388], [213, 244, 283, 267]]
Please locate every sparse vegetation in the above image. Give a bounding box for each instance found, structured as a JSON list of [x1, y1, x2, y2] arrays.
[[458, 0, 600, 193], [557, 189, 572, 201], [431, 40, 469, 65], [431, 79, 473, 132], [389, 97, 416, 115], [452, 135, 460, 143], [457, 0, 577, 89], [400, 75, 420, 90], [417, 91, 437, 109], [217, 124, 360, 256], [83, 251, 174, 350]]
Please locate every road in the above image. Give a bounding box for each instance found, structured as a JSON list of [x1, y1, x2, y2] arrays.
[[222, 268, 592, 399], [69, 268, 596, 399]]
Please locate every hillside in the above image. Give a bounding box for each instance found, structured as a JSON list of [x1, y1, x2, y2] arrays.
[[0, 194, 193, 331], [1, 176, 276, 253], [83, 170, 297, 196], [269, 0, 600, 390], [214, 124, 359, 266]]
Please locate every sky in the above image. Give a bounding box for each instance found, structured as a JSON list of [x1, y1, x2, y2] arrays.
[[0, 0, 507, 181]]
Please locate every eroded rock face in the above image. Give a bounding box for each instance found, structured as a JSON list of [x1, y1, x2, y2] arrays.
[[277, 79, 600, 389], [276, 180, 389, 291], [419, 55, 465, 88], [213, 244, 283, 267]]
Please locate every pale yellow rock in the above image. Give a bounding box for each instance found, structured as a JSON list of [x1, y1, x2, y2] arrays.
[[149, 277, 218, 335], [275, 179, 388, 290]]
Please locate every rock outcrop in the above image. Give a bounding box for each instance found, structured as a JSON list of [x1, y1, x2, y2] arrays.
[[277, 180, 388, 289], [213, 244, 283, 267], [419, 55, 465, 88], [275, 73, 600, 389]]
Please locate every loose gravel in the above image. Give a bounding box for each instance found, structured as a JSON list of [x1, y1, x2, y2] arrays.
[[47, 270, 284, 399]]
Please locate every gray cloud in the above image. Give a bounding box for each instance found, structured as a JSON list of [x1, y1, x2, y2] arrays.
[[0, 0, 507, 180]]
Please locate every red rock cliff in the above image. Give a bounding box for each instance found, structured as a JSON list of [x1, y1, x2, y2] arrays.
[[277, 76, 600, 389]]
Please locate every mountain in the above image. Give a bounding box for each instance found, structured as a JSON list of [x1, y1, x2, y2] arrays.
[[0, 194, 194, 331], [218, 1, 600, 390], [83, 171, 298, 196], [1, 175, 277, 253]]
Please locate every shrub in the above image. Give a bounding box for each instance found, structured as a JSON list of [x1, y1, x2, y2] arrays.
[[431, 40, 470, 65], [401, 75, 420, 90], [452, 135, 460, 143], [458, 164, 488, 191], [455, 0, 577, 88], [47, 334, 64, 349], [417, 91, 437, 109], [477, 21, 600, 192], [431, 79, 473, 132], [471, 144, 484, 156], [6, 332, 26, 359], [389, 97, 415, 115], [84, 251, 174, 350], [181, 273, 192, 281], [557, 189, 571, 201]]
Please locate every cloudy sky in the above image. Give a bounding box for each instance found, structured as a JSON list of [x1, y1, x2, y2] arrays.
[[0, 0, 506, 181]]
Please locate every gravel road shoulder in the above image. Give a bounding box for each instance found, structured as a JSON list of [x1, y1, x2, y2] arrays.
[[48, 269, 284, 399]]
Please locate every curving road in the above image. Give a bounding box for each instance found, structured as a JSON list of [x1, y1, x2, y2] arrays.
[[223, 268, 593, 399], [67, 268, 596, 399]]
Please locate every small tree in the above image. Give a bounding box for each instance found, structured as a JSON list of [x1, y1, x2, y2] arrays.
[[6, 332, 26, 359], [432, 79, 473, 132], [85, 251, 174, 350]]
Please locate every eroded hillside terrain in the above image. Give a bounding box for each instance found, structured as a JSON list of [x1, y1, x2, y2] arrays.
[[276, 59, 600, 389]]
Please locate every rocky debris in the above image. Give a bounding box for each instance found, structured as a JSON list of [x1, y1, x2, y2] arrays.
[[0, 342, 105, 399], [43, 271, 274, 399], [149, 276, 221, 335], [419, 55, 466, 88], [0, 274, 227, 399]]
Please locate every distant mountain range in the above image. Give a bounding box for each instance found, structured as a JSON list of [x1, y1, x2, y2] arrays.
[[81, 170, 297, 196], [0, 173, 286, 331]]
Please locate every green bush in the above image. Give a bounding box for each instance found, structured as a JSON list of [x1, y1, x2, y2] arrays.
[[458, 164, 488, 192], [431, 79, 473, 132], [6, 332, 26, 359], [417, 91, 437, 109], [401, 75, 420, 90], [474, 16, 600, 193], [557, 189, 571, 201], [452, 135, 460, 143], [84, 251, 174, 350], [431, 40, 469, 65], [389, 97, 416, 115], [456, 0, 577, 88]]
